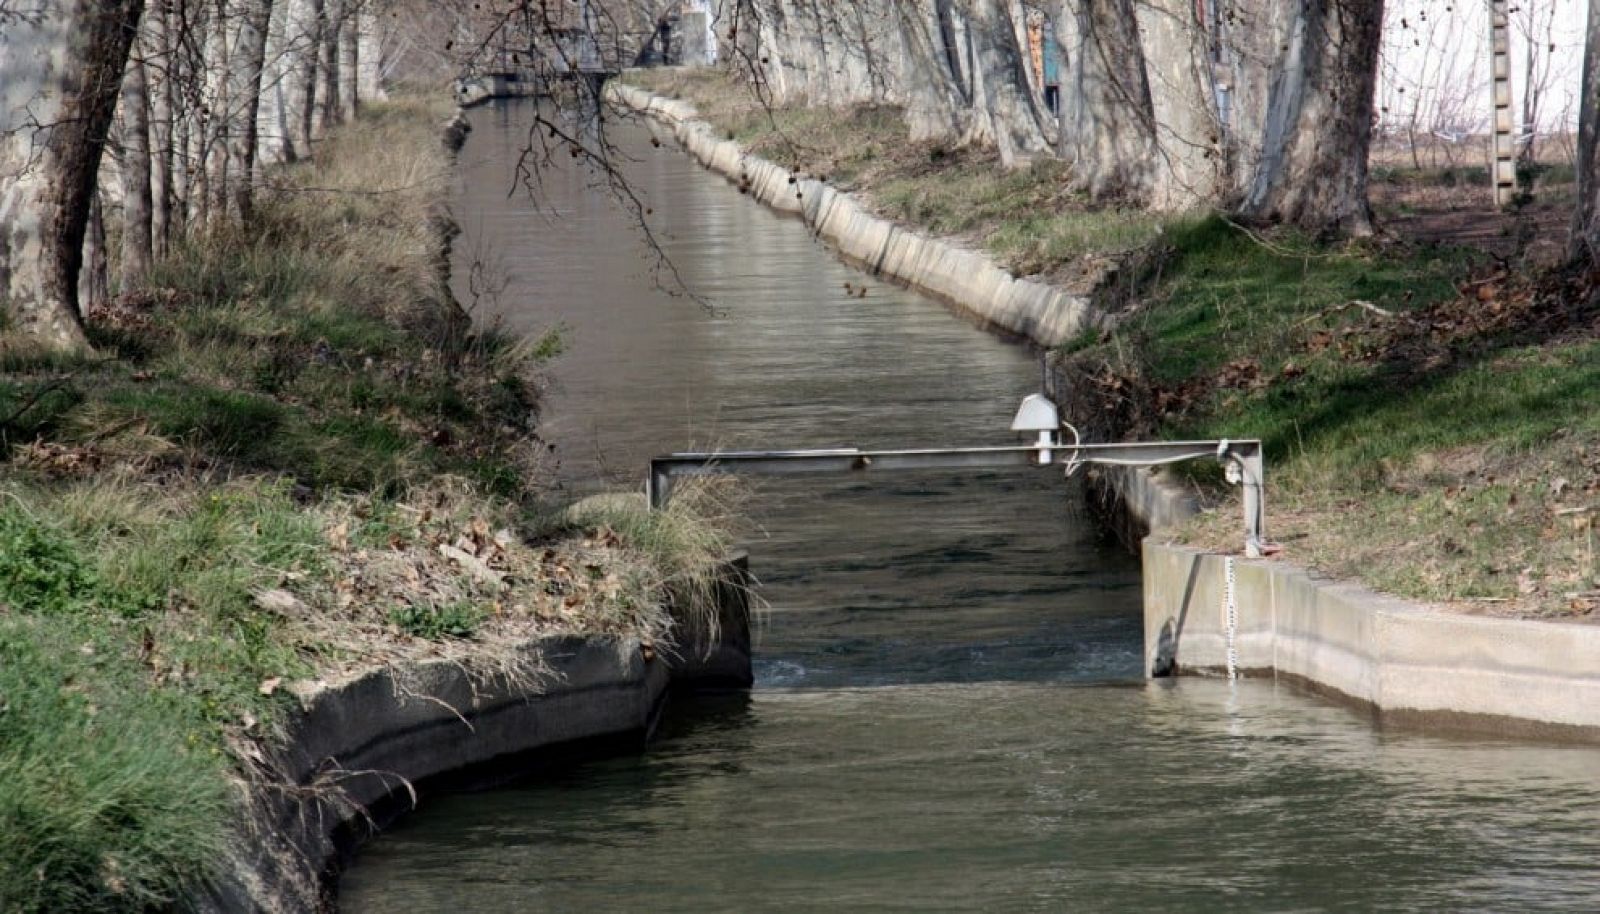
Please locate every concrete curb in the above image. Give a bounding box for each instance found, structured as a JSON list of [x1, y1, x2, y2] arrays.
[[1143, 542, 1600, 740], [605, 83, 1107, 348], [197, 558, 753, 913]]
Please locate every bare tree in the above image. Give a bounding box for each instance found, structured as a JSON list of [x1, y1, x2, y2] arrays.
[[1136, 0, 1228, 209], [0, 0, 146, 351], [1056, 0, 1157, 202], [338, 0, 360, 118], [1514, 0, 1559, 167], [149, 0, 177, 257], [120, 27, 156, 289], [227, 0, 275, 221], [1241, 0, 1385, 237], [1569, 0, 1600, 266]]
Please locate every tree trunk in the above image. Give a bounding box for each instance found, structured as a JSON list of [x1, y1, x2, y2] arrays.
[[294, 0, 324, 151], [81, 188, 111, 312], [338, 0, 360, 119], [893, 0, 973, 142], [259, 0, 296, 164], [1136, 0, 1227, 210], [1570, 0, 1600, 266], [149, 0, 175, 258], [1213, 0, 1295, 199], [1058, 0, 1158, 203], [0, 0, 146, 352], [227, 0, 275, 222], [356, 4, 389, 103], [120, 39, 155, 290], [962, 0, 1050, 167], [1240, 0, 1385, 238], [204, 0, 233, 229], [317, 0, 344, 132]]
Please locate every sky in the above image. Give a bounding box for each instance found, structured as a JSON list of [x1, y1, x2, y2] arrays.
[[1378, 0, 1588, 137]]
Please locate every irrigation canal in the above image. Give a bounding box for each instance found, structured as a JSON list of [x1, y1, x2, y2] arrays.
[[340, 100, 1600, 912]]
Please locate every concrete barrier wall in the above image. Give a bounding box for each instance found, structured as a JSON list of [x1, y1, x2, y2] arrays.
[[1144, 542, 1600, 740], [198, 557, 754, 913], [606, 83, 1106, 348]]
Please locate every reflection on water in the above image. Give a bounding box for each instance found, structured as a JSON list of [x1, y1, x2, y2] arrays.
[[346, 682, 1600, 912], [340, 100, 1600, 912]]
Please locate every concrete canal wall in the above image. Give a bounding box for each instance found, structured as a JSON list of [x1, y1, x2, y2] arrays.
[[197, 558, 753, 913], [1144, 542, 1600, 741], [606, 82, 1106, 349]]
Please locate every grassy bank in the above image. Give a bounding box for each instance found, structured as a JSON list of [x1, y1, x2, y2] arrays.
[[625, 68, 1162, 281], [1059, 217, 1599, 619], [0, 97, 731, 911], [624, 68, 1597, 620]]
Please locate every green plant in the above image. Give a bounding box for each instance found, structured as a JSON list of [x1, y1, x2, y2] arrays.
[[390, 601, 489, 640], [0, 617, 230, 913]]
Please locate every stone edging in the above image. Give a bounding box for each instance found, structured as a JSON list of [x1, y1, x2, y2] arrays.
[[196, 558, 752, 913], [1143, 542, 1600, 740], [605, 82, 1105, 349]]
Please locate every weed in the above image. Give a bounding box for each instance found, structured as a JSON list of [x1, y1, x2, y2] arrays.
[[0, 616, 230, 913], [391, 601, 490, 640]]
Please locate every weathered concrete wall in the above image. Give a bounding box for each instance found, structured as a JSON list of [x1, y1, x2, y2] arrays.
[[196, 557, 754, 913], [608, 82, 1102, 347], [1144, 542, 1600, 740]]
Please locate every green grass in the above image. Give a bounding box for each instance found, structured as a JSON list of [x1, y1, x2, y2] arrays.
[[390, 601, 489, 639], [1066, 216, 1600, 614], [1115, 217, 1470, 385], [874, 158, 1162, 273], [0, 616, 231, 912]]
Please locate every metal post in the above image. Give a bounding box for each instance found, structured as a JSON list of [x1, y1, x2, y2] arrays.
[[1239, 448, 1265, 559], [1488, 0, 1516, 208]]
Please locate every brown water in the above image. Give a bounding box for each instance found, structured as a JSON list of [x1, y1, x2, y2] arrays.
[[339, 100, 1600, 912]]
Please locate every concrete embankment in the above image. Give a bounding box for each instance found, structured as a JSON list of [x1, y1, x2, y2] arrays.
[[197, 558, 753, 913], [1143, 542, 1600, 741], [606, 82, 1105, 349]]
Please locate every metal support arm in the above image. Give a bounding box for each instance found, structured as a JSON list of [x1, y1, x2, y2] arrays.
[[648, 440, 1266, 557]]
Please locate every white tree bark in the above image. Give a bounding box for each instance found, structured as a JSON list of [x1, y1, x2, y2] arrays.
[[257, 0, 297, 164], [1240, 0, 1384, 237], [0, 1, 146, 351], [317, 0, 344, 132], [338, 0, 360, 118], [1570, 0, 1600, 265], [1137, 0, 1226, 210], [1057, 0, 1159, 202], [356, 3, 390, 102], [203, 0, 233, 228], [289, 0, 323, 151], [120, 36, 155, 290], [148, 0, 175, 257], [894, 0, 974, 142], [80, 186, 109, 310], [227, 0, 275, 222], [961, 0, 1050, 167]]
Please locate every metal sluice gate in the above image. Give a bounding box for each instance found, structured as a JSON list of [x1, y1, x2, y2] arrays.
[[646, 397, 1267, 558]]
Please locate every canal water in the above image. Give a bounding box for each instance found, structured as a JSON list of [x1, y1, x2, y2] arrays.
[[340, 101, 1600, 911]]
